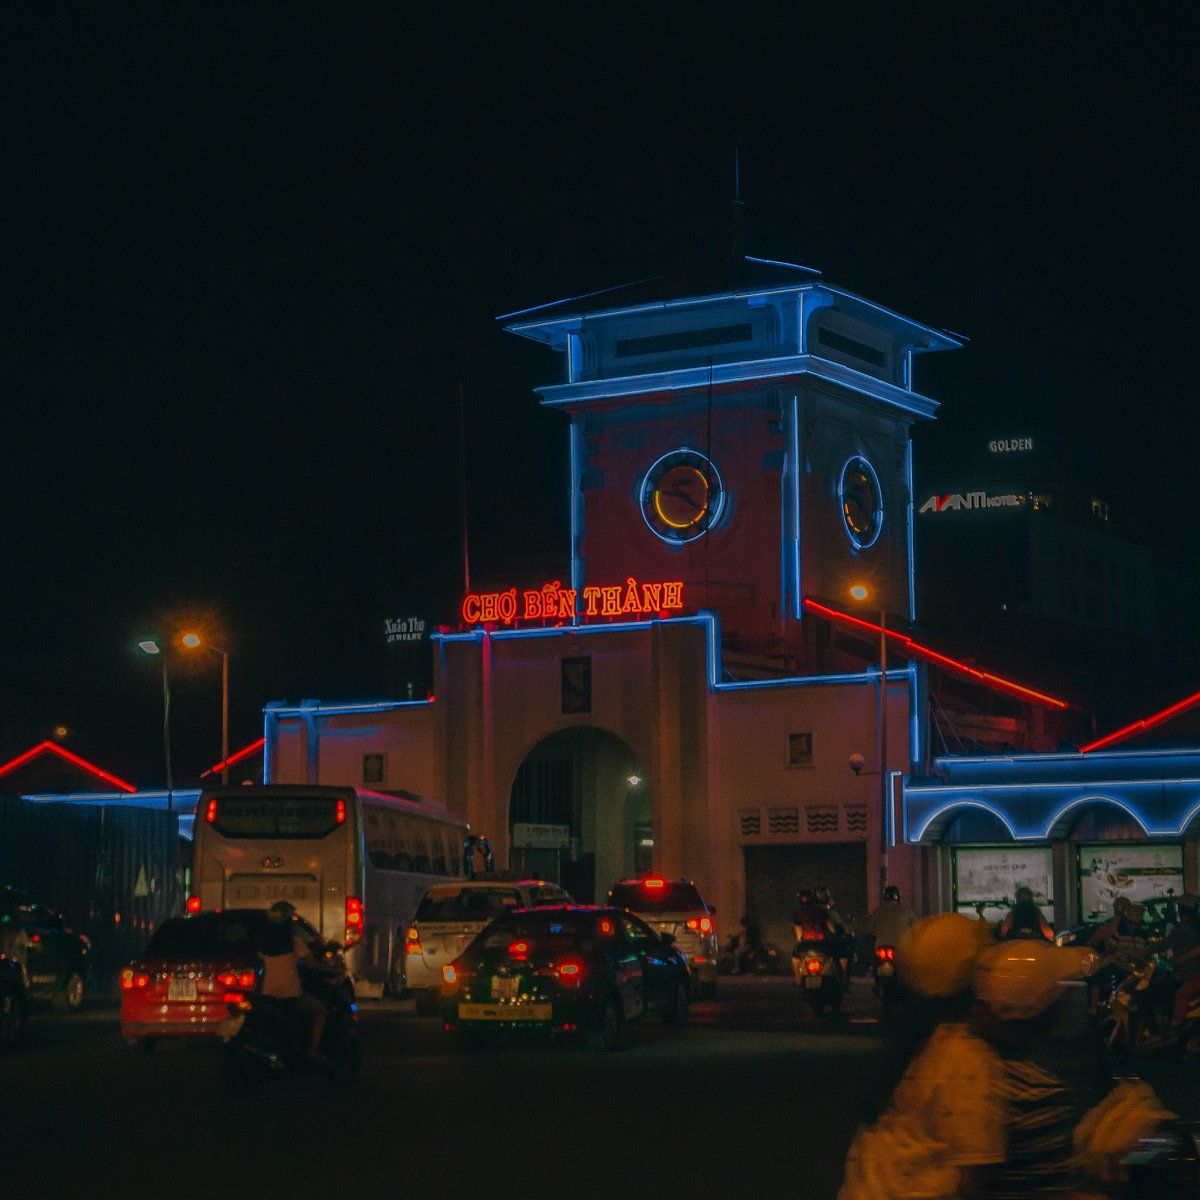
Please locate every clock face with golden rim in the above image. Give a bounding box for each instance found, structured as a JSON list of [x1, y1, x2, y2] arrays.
[[640, 449, 724, 543]]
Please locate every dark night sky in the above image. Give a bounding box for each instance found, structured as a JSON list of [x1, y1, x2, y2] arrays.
[[3, 6, 1198, 782]]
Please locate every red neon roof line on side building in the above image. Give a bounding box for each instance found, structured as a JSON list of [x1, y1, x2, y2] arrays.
[[802, 600, 1070, 711], [199, 737, 267, 779], [0, 740, 138, 793], [1080, 688, 1200, 753]]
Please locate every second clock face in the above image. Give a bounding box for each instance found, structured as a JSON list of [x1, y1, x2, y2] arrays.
[[640, 449, 724, 543]]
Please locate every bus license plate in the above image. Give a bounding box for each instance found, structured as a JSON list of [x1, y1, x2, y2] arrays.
[[168, 978, 197, 1001], [459, 1003, 551, 1022]]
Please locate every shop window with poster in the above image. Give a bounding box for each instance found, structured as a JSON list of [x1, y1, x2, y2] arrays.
[[952, 846, 1054, 926], [1077, 844, 1184, 923]]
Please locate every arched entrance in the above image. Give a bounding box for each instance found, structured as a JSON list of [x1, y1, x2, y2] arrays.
[[508, 727, 649, 903]]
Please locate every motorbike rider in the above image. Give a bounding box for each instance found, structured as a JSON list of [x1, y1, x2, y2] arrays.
[[815, 884, 851, 974], [1162, 892, 1200, 1036], [866, 885, 918, 950], [998, 885, 1054, 941], [793, 888, 843, 982], [258, 901, 329, 1059], [840, 930, 1173, 1200], [1086, 895, 1146, 1015]]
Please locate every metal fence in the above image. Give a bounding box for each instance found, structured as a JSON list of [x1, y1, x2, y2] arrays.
[[0, 796, 183, 992]]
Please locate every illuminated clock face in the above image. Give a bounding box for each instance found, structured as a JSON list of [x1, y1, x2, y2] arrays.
[[839, 455, 883, 549], [640, 449, 725, 544]]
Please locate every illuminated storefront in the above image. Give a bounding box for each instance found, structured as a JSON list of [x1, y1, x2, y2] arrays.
[[904, 746, 1198, 926]]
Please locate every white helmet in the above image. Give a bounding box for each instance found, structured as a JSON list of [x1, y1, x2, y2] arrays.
[[974, 941, 1097, 1020]]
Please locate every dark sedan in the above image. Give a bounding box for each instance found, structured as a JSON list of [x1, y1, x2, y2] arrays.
[[0, 885, 91, 1009], [441, 906, 691, 1050]]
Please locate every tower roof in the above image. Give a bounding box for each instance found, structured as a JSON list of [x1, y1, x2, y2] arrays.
[[501, 255, 964, 353]]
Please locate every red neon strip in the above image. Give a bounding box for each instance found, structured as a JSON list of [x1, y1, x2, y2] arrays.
[[802, 600, 1069, 710], [0, 740, 138, 793], [199, 737, 266, 779], [1080, 689, 1200, 753]]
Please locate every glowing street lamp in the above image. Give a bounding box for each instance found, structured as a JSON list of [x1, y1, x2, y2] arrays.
[[849, 585, 889, 893], [182, 633, 230, 785], [135, 636, 173, 806]]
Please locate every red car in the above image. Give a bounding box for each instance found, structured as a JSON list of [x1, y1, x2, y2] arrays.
[[120, 908, 323, 1052]]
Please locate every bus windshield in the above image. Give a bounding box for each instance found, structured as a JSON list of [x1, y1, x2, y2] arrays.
[[209, 795, 343, 840]]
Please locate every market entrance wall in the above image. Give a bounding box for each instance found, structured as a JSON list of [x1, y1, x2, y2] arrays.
[[743, 842, 868, 949]]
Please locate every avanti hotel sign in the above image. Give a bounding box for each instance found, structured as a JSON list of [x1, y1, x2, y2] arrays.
[[919, 491, 1026, 514]]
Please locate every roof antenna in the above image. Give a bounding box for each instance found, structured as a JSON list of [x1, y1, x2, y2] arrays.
[[729, 146, 746, 263]]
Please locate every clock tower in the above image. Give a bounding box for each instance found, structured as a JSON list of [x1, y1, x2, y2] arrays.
[[504, 255, 961, 664]]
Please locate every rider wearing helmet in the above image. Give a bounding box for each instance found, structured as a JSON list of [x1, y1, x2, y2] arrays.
[[866, 884, 917, 949], [840, 930, 1171, 1200]]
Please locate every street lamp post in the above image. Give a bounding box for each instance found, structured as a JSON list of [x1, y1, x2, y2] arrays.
[[849, 586, 889, 895], [182, 634, 230, 785], [136, 638, 173, 809]]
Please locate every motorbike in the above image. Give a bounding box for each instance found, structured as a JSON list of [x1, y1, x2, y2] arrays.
[[872, 944, 903, 1012], [1097, 956, 1174, 1063], [792, 921, 844, 1017], [223, 984, 360, 1092], [719, 930, 785, 976]]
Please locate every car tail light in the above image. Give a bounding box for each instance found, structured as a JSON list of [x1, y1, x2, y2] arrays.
[[799, 924, 826, 942], [205, 799, 217, 823], [597, 918, 615, 937], [222, 991, 248, 1006], [508, 941, 529, 962], [442, 964, 471, 985], [238, 971, 255, 988], [405, 926, 422, 955], [556, 961, 584, 987], [875, 945, 896, 962], [186, 896, 202, 915], [336, 799, 346, 824], [686, 916, 714, 935], [344, 896, 364, 947], [643, 877, 665, 890], [217, 971, 238, 987], [121, 969, 150, 990], [804, 957, 823, 976]]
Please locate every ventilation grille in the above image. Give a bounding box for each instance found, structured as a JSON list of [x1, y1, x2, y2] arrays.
[[767, 806, 800, 836], [845, 806, 868, 836], [738, 807, 761, 837], [805, 806, 839, 835]]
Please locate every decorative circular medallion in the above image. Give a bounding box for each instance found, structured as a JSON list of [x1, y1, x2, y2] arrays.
[[640, 449, 725, 544], [839, 455, 883, 549]]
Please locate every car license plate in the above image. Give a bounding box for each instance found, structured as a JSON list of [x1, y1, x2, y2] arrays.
[[168, 978, 196, 1001], [459, 1003, 552, 1022], [491, 976, 520, 1001], [804, 976, 822, 989], [877, 963, 894, 977]]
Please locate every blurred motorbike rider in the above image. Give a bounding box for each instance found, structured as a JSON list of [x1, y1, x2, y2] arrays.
[[839, 934, 1172, 1200], [866, 885, 918, 949], [259, 901, 328, 1058], [998, 885, 1054, 942]]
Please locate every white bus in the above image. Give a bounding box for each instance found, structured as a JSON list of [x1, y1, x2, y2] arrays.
[[190, 785, 469, 998]]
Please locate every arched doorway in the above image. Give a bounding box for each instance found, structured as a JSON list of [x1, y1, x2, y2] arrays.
[[508, 727, 649, 903]]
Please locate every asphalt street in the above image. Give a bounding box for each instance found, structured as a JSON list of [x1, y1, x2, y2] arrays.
[[3, 978, 1195, 1200]]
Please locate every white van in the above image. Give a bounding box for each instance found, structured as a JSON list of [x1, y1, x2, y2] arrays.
[[401, 878, 572, 1012]]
